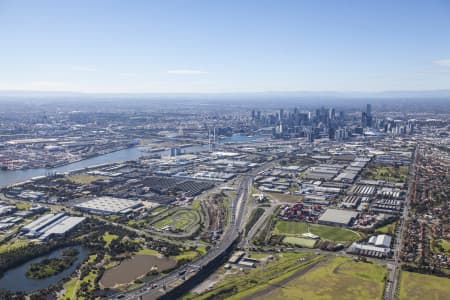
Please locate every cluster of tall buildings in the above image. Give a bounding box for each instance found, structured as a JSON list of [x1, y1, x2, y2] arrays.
[[251, 103, 414, 141], [251, 106, 348, 141]]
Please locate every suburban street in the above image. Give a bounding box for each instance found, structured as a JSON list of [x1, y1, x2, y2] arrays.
[[384, 147, 417, 300]]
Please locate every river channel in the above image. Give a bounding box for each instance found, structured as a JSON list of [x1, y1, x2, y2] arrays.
[[0, 134, 262, 188], [0, 145, 205, 187]]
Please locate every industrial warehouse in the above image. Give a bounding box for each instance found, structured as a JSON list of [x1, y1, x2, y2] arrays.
[[20, 212, 85, 241], [74, 197, 143, 215], [347, 234, 393, 258], [318, 208, 359, 227]]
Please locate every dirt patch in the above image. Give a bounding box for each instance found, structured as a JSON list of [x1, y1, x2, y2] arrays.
[[99, 254, 176, 288], [192, 270, 237, 295], [332, 261, 346, 274]]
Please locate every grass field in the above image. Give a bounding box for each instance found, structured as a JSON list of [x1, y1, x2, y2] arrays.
[[186, 252, 321, 300], [103, 232, 119, 247], [399, 271, 450, 300], [153, 209, 200, 232], [62, 269, 97, 300], [151, 205, 168, 214], [66, 174, 106, 184], [197, 246, 208, 255], [171, 250, 199, 261], [254, 256, 386, 300], [438, 239, 450, 252], [62, 276, 79, 300], [375, 221, 397, 235], [274, 220, 361, 242], [15, 201, 32, 210], [248, 252, 272, 260], [87, 254, 97, 263], [62, 252, 102, 299], [362, 164, 409, 183], [283, 236, 317, 248]]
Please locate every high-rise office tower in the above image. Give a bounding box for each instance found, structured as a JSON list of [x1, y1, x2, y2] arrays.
[[366, 104, 372, 116]]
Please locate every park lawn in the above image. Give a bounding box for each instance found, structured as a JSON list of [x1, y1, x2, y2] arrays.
[[62, 276, 79, 300], [256, 256, 386, 300], [363, 164, 409, 183], [63, 269, 98, 300], [375, 222, 397, 235], [87, 254, 97, 264], [283, 236, 317, 248], [399, 271, 450, 300], [275, 220, 361, 242], [103, 232, 119, 247], [79, 269, 98, 299], [0, 238, 30, 253]]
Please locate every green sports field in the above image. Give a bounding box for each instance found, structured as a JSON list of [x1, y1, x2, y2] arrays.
[[153, 209, 200, 232], [283, 236, 317, 248], [274, 220, 361, 242]]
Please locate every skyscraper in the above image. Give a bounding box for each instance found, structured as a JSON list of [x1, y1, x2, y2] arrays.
[[366, 104, 373, 127], [366, 104, 372, 116]]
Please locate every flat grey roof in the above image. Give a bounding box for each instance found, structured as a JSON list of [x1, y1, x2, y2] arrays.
[[319, 208, 358, 225]]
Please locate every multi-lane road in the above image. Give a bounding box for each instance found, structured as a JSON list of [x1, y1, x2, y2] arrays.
[[384, 146, 417, 300], [109, 174, 252, 300]]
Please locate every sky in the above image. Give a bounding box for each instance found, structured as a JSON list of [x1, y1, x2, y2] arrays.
[[0, 0, 449, 93]]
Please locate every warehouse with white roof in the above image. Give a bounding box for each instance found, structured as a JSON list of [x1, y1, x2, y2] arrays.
[[74, 197, 143, 215]]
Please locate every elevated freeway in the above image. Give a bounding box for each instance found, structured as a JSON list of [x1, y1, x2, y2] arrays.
[[109, 174, 253, 300]]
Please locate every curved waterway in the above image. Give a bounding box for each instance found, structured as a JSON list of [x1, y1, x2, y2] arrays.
[[0, 145, 208, 187], [0, 135, 259, 187], [0, 245, 89, 293]]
